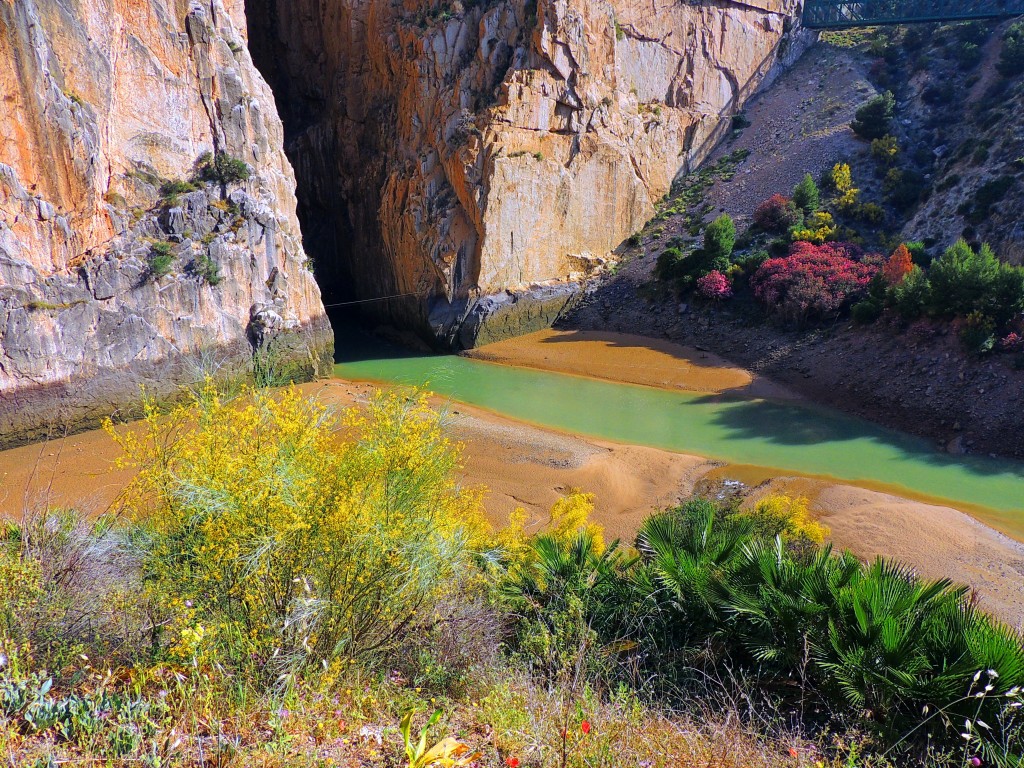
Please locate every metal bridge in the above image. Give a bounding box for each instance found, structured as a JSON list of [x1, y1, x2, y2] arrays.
[[803, 0, 1024, 28]]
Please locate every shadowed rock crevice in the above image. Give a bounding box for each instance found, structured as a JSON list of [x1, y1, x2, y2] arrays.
[[241, 0, 810, 349]]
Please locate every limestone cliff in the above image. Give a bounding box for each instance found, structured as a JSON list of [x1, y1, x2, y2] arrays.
[[0, 0, 333, 444], [247, 0, 807, 347]]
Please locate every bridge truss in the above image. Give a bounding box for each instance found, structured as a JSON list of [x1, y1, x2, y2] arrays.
[[803, 0, 1024, 28]]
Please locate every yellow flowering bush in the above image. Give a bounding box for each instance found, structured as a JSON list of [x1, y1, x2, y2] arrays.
[[828, 163, 859, 209], [744, 493, 828, 544], [108, 385, 490, 678], [549, 490, 605, 553], [790, 211, 837, 244]]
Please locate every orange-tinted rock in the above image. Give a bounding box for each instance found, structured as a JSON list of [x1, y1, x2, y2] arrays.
[[249, 0, 807, 345]]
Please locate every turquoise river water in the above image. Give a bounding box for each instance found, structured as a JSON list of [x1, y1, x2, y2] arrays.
[[334, 333, 1024, 538]]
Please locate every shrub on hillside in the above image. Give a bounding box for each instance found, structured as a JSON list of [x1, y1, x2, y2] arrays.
[[929, 239, 1024, 324], [110, 386, 492, 679], [792, 173, 820, 213], [789, 210, 836, 244], [703, 214, 736, 262], [870, 135, 900, 167], [883, 167, 926, 211], [851, 90, 895, 140], [827, 163, 859, 209], [882, 244, 914, 285], [655, 246, 686, 283], [752, 194, 802, 233], [655, 217, 737, 292], [889, 265, 931, 320], [998, 21, 1024, 78], [751, 241, 879, 322], [695, 270, 733, 301]]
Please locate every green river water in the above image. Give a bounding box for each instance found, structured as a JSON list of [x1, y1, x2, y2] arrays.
[[334, 332, 1024, 537]]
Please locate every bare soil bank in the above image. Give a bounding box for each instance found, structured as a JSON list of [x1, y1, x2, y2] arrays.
[[2, 377, 1023, 627]]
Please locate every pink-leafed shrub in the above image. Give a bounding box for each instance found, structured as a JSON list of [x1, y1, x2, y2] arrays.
[[751, 242, 880, 321], [696, 270, 733, 301]]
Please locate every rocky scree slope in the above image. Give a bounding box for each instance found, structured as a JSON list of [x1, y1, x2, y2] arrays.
[[246, 0, 809, 348], [0, 0, 333, 446]]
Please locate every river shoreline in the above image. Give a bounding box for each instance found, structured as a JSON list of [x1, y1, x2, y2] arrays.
[[2, 368, 1024, 626]]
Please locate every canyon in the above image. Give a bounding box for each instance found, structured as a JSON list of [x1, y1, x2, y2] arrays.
[[0, 0, 809, 442], [247, 0, 808, 346]]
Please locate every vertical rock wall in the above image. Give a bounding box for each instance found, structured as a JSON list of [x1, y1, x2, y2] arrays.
[[0, 0, 333, 444], [247, 0, 807, 347]]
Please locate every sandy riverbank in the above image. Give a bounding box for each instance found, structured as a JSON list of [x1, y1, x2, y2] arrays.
[[465, 328, 798, 400], [2, 374, 1023, 626]]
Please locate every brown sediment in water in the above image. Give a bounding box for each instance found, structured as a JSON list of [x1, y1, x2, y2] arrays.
[[1, 377, 1023, 626], [465, 329, 799, 400]]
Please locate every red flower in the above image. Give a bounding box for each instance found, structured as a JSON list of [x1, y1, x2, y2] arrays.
[[789, 747, 799, 758], [581, 720, 591, 735], [505, 758, 521, 768]]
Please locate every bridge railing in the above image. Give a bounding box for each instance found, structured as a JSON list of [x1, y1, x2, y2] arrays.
[[803, 0, 1024, 28]]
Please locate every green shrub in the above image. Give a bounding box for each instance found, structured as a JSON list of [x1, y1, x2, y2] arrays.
[[929, 239, 1024, 324], [960, 311, 996, 354], [792, 173, 820, 214], [655, 246, 686, 283], [159, 179, 200, 199], [904, 240, 929, 266], [888, 265, 930, 320], [998, 21, 1024, 78], [703, 214, 736, 262], [195, 151, 251, 185], [882, 167, 926, 211], [192, 252, 221, 286], [146, 242, 175, 280], [851, 298, 883, 324], [851, 90, 895, 140]]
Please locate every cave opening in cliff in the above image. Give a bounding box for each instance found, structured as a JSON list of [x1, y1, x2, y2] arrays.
[[242, 0, 360, 318]]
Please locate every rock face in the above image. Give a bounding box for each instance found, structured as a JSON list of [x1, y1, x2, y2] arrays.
[[247, 0, 806, 347], [0, 0, 333, 444]]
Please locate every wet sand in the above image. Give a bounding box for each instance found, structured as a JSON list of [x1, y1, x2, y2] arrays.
[[2, 376, 1023, 626], [465, 329, 798, 399]]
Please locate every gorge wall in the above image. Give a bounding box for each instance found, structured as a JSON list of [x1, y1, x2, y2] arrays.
[[0, 0, 808, 445], [246, 0, 809, 347], [0, 0, 333, 445]]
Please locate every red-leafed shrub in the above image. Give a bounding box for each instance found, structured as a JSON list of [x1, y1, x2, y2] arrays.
[[696, 270, 733, 301], [751, 242, 880, 321], [753, 194, 803, 233]]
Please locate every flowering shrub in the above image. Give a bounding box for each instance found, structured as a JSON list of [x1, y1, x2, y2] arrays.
[[751, 242, 880, 321], [882, 244, 914, 285], [828, 163, 859, 209], [789, 211, 836, 244], [753, 194, 802, 233], [696, 270, 733, 301], [1001, 332, 1023, 352], [108, 385, 492, 678]]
